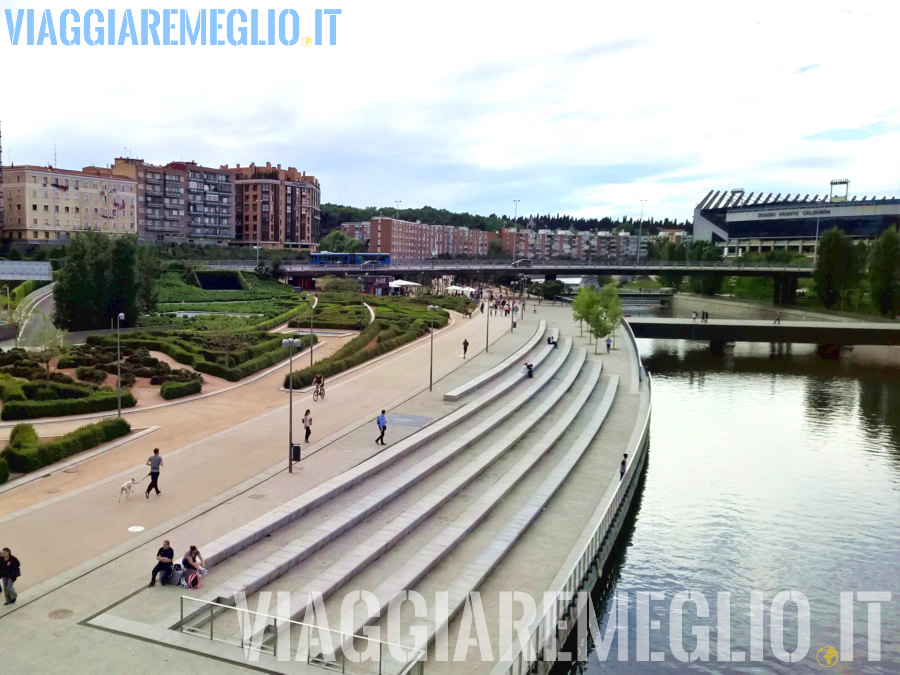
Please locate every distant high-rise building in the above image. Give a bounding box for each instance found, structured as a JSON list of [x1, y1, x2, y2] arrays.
[[0, 164, 137, 243], [501, 227, 647, 261], [113, 158, 234, 244], [229, 162, 320, 250]]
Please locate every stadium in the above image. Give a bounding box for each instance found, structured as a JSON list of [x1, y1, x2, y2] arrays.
[[693, 181, 900, 254]]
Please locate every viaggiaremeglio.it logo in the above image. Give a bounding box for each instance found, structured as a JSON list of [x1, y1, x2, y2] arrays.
[[3, 7, 342, 47]]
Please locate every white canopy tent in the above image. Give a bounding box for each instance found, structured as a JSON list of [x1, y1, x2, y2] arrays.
[[389, 279, 422, 288]]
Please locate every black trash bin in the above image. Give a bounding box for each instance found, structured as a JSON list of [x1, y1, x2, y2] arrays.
[[291, 444, 302, 462]]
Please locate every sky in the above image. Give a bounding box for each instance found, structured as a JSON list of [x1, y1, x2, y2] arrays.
[[1, 0, 898, 224]]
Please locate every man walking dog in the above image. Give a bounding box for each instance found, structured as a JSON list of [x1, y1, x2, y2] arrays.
[[145, 448, 163, 499]]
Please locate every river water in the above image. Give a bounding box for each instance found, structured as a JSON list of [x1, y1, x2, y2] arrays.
[[558, 332, 900, 672]]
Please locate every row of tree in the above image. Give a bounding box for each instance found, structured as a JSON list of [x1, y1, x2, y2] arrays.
[[320, 203, 689, 237], [815, 225, 900, 316], [53, 232, 160, 331], [571, 283, 625, 353]]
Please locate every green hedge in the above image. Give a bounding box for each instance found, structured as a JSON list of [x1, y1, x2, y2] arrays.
[[1, 418, 131, 473], [9, 423, 38, 448], [1, 390, 137, 421], [76, 366, 108, 385], [160, 379, 202, 400], [8, 279, 51, 308], [21, 381, 93, 400], [0, 376, 26, 402], [0, 457, 8, 485]]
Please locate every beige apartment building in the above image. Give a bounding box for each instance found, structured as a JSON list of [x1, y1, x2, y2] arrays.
[[0, 165, 137, 243]]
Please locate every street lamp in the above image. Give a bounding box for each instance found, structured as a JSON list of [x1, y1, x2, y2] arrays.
[[395, 200, 401, 220], [116, 312, 125, 417], [636, 199, 647, 265], [512, 199, 521, 261], [309, 293, 314, 369], [485, 291, 491, 354], [282, 337, 302, 473], [428, 305, 439, 391]]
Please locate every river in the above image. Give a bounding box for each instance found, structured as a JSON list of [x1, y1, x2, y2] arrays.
[[557, 333, 900, 673]]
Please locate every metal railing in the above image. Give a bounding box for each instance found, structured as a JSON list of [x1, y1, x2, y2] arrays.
[[179, 596, 425, 675], [622, 318, 644, 383], [492, 373, 652, 675]]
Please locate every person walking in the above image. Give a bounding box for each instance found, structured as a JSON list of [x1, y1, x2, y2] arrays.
[[774, 311, 782, 324], [145, 448, 163, 499], [606, 336, 612, 353], [375, 410, 387, 445], [462, 339, 469, 359], [692, 311, 698, 322], [149, 540, 175, 587], [1, 547, 21, 605], [303, 409, 313, 443], [619, 453, 628, 480]]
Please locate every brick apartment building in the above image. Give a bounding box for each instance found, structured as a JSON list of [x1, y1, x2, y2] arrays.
[[113, 158, 234, 244], [501, 227, 648, 261], [341, 217, 497, 261], [230, 162, 320, 250], [0, 164, 137, 243]]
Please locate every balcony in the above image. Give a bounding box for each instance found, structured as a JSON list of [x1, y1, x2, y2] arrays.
[[146, 212, 163, 220], [164, 174, 180, 182], [146, 175, 163, 184], [165, 188, 183, 197], [145, 224, 181, 233], [146, 187, 163, 196]]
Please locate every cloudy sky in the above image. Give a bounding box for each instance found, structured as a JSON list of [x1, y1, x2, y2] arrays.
[[1, 0, 898, 223]]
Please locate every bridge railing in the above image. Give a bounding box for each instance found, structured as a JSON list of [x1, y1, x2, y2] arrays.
[[175, 259, 813, 273], [622, 318, 645, 383]]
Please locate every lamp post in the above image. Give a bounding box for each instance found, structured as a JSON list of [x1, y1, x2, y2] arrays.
[[116, 312, 125, 417], [282, 337, 301, 473], [485, 291, 491, 353], [813, 215, 821, 266], [636, 199, 647, 265], [512, 199, 521, 261], [309, 294, 314, 369], [428, 305, 439, 391], [395, 200, 401, 220]]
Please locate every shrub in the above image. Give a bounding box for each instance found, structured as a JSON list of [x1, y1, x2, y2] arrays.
[[22, 381, 92, 400], [0, 457, 8, 485], [0, 377, 26, 402], [118, 372, 136, 388], [195, 269, 248, 291], [76, 366, 109, 385], [160, 379, 202, 400], [1, 418, 131, 473], [1, 391, 137, 421]]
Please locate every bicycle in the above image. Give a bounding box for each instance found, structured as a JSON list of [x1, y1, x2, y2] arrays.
[[313, 384, 325, 401]]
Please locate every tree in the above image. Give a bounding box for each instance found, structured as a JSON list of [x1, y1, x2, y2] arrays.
[[585, 305, 613, 354], [319, 230, 366, 253], [53, 232, 156, 331], [869, 226, 900, 317], [487, 238, 506, 259], [30, 310, 67, 373], [572, 286, 598, 338], [136, 244, 160, 313], [533, 279, 565, 301], [317, 275, 362, 293], [813, 227, 860, 309], [687, 241, 724, 295], [597, 282, 624, 347]]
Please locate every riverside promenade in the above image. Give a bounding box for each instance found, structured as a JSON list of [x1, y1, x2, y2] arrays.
[[0, 303, 650, 674]]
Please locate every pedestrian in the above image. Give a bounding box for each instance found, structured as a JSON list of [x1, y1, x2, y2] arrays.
[[606, 336, 612, 353], [620, 453, 628, 479], [303, 409, 312, 443], [533, 305, 537, 313], [149, 539, 175, 587], [181, 545, 207, 578], [145, 447, 163, 499], [522, 363, 534, 378], [462, 339, 469, 359], [1, 547, 21, 605], [692, 311, 698, 322], [375, 410, 387, 445], [774, 312, 782, 325], [480, 303, 484, 314]]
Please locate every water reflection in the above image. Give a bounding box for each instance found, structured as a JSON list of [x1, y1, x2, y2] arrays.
[[554, 337, 900, 673]]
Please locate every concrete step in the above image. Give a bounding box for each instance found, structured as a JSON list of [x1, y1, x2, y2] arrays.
[[198, 326, 561, 576], [272, 350, 592, 624], [360, 374, 620, 658], [444, 321, 550, 401], [198, 340, 575, 610], [329, 361, 604, 655]]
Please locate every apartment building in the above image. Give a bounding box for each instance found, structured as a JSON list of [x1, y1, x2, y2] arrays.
[[0, 165, 137, 243], [229, 162, 321, 250], [113, 158, 234, 244], [341, 217, 497, 261], [501, 228, 647, 261]]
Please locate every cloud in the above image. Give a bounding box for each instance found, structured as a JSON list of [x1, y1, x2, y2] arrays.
[[1, 0, 898, 224]]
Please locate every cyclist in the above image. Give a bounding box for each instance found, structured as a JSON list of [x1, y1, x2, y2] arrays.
[[313, 373, 325, 396]]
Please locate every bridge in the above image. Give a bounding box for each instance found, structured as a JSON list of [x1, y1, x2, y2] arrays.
[[0, 260, 53, 281], [191, 258, 813, 278], [626, 317, 900, 355]]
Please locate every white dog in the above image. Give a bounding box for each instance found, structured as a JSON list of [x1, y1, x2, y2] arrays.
[[119, 477, 139, 502]]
